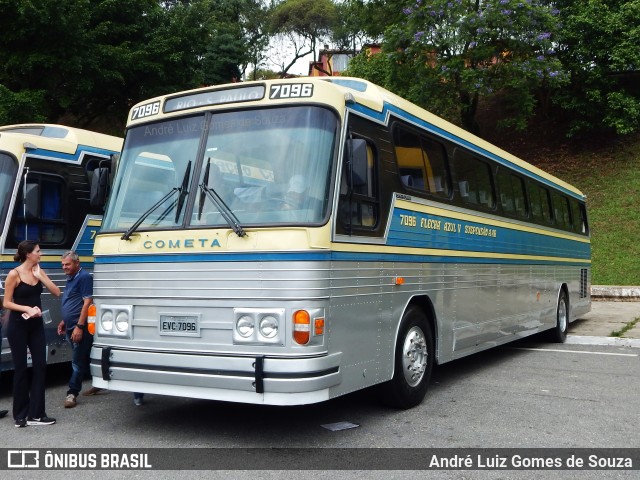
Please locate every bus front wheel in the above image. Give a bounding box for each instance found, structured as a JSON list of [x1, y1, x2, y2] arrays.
[[380, 306, 433, 409]]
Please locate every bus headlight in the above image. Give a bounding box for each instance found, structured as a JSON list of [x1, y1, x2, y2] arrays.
[[233, 308, 284, 345], [259, 316, 279, 338], [115, 311, 130, 332], [100, 310, 114, 332], [98, 304, 133, 338], [236, 315, 254, 338]]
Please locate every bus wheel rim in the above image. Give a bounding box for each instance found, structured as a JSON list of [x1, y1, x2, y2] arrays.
[[558, 297, 568, 332], [402, 326, 428, 387]]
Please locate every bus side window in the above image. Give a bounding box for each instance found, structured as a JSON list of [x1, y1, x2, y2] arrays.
[[12, 173, 66, 245], [528, 181, 553, 225], [392, 125, 450, 197], [551, 191, 571, 230], [496, 169, 528, 218], [570, 199, 588, 234], [452, 149, 496, 208]]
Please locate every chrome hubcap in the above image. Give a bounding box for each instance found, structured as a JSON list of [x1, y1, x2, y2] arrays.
[[401, 326, 428, 387], [558, 298, 568, 332]]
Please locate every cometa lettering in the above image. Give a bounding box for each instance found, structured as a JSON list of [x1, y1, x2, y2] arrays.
[[143, 238, 222, 249]]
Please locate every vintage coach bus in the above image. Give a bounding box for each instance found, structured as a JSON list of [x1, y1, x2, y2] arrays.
[[89, 78, 590, 408], [0, 124, 122, 371]]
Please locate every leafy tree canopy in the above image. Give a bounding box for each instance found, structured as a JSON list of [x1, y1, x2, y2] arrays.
[[380, 0, 567, 132]]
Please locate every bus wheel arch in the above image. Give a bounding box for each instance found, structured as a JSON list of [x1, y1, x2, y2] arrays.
[[380, 299, 435, 409]]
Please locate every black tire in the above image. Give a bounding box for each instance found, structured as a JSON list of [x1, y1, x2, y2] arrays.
[[380, 305, 433, 409], [548, 290, 568, 343]]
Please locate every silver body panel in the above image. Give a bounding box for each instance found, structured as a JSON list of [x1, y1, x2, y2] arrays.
[[90, 258, 590, 404]]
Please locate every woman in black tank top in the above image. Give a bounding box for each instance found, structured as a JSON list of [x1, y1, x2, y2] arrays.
[[2, 240, 60, 427]]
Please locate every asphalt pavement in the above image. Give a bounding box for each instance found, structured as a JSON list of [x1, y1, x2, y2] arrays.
[[568, 286, 640, 347]]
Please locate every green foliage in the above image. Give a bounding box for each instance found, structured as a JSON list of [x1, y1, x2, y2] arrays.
[[381, 1, 568, 132], [553, 134, 640, 285], [0, 86, 47, 124], [0, 0, 265, 129], [343, 49, 394, 87], [554, 0, 640, 136]]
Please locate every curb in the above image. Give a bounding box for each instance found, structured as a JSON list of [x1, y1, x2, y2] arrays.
[[566, 335, 640, 348], [592, 285, 640, 301]]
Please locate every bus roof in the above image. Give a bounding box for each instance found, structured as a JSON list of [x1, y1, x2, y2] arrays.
[[0, 124, 123, 156], [126, 77, 583, 199], [321, 77, 584, 199]]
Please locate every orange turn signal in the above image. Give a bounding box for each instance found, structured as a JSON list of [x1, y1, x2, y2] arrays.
[[293, 310, 310, 345], [87, 304, 96, 335]]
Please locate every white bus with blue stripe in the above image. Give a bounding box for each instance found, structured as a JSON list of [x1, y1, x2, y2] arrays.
[[0, 124, 122, 371], [89, 78, 590, 408]]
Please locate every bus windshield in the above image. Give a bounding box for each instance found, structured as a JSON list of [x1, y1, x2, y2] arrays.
[[0, 153, 18, 229], [102, 106, 338, 232]]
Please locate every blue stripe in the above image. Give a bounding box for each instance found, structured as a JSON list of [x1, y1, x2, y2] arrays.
[[94, 250, 589, 267], [348, 102, 583, 200], [389, 208, 591, 260], [26, 144, 119, 163]]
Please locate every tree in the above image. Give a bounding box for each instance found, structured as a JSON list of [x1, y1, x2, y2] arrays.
[[268, 0, 339, 76], [553, 0, 640, 136], [0, 0, 268, 130], [382, 0, 567, 133]]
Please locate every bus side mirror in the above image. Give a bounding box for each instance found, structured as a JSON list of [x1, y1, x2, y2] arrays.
[[90, 167, 110, 208]]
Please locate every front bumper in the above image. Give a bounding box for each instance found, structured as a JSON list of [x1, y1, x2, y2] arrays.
[[90, 346, 342, 405]]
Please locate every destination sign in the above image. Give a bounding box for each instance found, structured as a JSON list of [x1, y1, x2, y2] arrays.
[[164, 85, 265, 113]]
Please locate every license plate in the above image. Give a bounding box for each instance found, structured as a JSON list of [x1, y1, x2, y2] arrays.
[[159, 314, 201, 337]]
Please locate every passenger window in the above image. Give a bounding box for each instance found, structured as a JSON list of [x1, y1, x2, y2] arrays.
[[528, 182, 552, 224], [393, 126, 449, 197], [551, 192, 571, 230], [496, 169, 528, 218], [570, 200, 588, 234], [453, 150, 495, 208]]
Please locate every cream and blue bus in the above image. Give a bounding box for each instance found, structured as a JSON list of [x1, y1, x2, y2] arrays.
[[89, 78, 590, 408], [0, 124, 122, 371]]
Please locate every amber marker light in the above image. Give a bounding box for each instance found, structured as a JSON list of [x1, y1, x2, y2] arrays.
[[394, 276, 405, 285], [293, 310, 311, 345], [314, 317, 325, 336], [87, 304, 96, 335]]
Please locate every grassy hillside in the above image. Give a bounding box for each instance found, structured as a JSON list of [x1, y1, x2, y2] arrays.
[[492, 130, 640, 286]]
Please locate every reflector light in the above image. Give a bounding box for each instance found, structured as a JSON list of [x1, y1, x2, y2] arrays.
[[314, 318, 325, 335]]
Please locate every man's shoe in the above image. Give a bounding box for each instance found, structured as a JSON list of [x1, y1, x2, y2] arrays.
[[64, 393, 77, 408], [15, 418, 27, 428], [0, 409, 8, 419], [27, 416, 56, 426], [82, 387, 105, 396]]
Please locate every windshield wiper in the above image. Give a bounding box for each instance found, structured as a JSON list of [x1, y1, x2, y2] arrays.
[[121, 188, 178, 240], [198, 159, 246, 237], [175, 160, 191, 223], [122, 161, 192, 240]]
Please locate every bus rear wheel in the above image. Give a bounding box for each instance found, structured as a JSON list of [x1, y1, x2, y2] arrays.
[[380, 306, 433, 409], [548, 291, 568, 343]]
